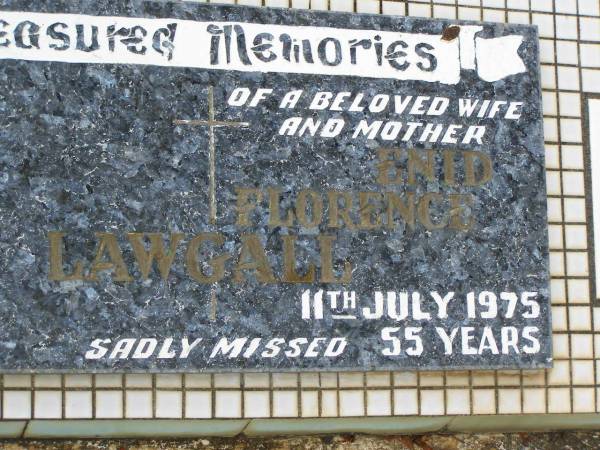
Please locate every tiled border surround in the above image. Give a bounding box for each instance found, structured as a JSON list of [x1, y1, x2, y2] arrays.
[[0, 0, 599, 431]]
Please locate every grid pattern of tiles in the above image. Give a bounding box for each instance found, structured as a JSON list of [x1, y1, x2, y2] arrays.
[[1, 0, 599, 420]]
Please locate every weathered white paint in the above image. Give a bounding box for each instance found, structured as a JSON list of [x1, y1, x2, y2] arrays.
[[589, 98, 600, 296], [0, 11, 526, 83]]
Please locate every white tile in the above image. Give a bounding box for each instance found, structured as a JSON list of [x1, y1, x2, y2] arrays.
[[548, 224, 564, 249], [185, 391, 212, 418], [497, 372, 521, 386], [580, 43, 600, 68], [34, 391, 61, 418], [329, 0, 353, 11], [408, 3, 432, 17], [507, 0, 527, 9], [558, 66, 581, 90], [548, 388, 571, 413], [556, 0, 578, 14], [366, 372, 391, 387], [434, 5, 456, 19], [544, 118, 559, 142], [357, 0, 380, 14], [393, 389, 418, 415], [556, 15, 579, 40], [273, 373, 298, 388], [472, 389, 496, 414], [265, 0, 289, 6], [568, 279, 590, 303], [507, 11, 530, 24], [214, 373, 241, 388], [156, 374, 182, 388], [382, 1, 406, 15], [339, 390, 364, 416], [573, 387, 596, 412], [65, 375, 92, 388], [561, 145, 584, 169], [366, 390, 391, 416], [309, 0, 328, 10], [300, 373, 320, 388], [498, 389, 521, 414], [125, 374, 152, 388], [560, 118, 583, 143], [95, 374, 122, 388], [572, 360, 595, 384], [155, 391, 182, 418], [547, 197, 563, 221], [185, 374, 211, 388], [446, 372, 470, 387], [580, 17, 600, 41], [557, 40, 579, 65], [482, 9, 504, 22], [215, 391, 242, 418], [531, 0, 553, 12], [273, 391, 298, 417], [543, 91, 558, 116], [549, 251, 565, 277], [541, 65, 557, 89], [551, 279, 567, 304], [420, 390, 444, 415], [571, 333, 594, 359], [552, 334, 569, 360], [320, 373, 338, 388], [579, 0, 600, 16], [301, 391, 319, 417], [446, 390, 470, 415], [65, 391, 92, 419], [419, 372, 444, 387], [559, 92, 581, 118], [549, 360, 571, 385], [458, 8, 481, 20], [95, 391, 123, 418], [523, 372, 546, 388], [565, 224, 587, 249], [4, 375, 31, 388], [533, 13, 554, 38], [563, 198, 586, 221], [562, 172, 585, 196], [244, 391, 270, 418], [569, 306, 592, 331], [582, 69, 600, 92], [338, 372, 363, 387], [321, 390, 338, 416], [244, 373, 270, 388], [291, 0, 310, 8], [471, 372, 496, 386], [3, 391, 31, 419], [523, 388, 546, 414], [482, 0, 504, 6], [125, 391, 153, 418], [552, 306, 568, 331], [523, 388, 546, 413], [566, 253, 589, 276], [393, 372, 418, 386], [34, 375, 61, 388]]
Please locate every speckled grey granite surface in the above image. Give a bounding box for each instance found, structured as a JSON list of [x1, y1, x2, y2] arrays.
[[0, 1, 549, 371]]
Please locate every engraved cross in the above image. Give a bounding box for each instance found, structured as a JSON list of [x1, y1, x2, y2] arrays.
[[173, 86, 249, 225]]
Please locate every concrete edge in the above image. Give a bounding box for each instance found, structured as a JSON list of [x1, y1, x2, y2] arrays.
[[244, 417, 450, 436], [0, 421, 27, 438], [448, 413, 600, 433], [21, 419, 250, 439], [2, 414, 599, 438]]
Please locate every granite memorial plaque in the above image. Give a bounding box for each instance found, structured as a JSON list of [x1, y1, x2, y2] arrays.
[[0, 1, 550, 371]]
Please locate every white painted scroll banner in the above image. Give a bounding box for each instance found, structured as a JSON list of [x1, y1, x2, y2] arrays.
[[0, 11, 527, 84]]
